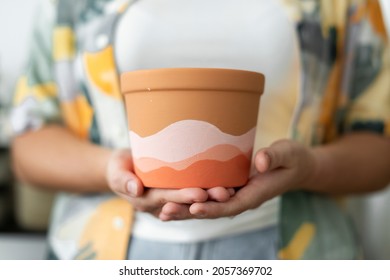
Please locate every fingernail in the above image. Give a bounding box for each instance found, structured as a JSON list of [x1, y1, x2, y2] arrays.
[[264, 151, 271, 164], [257, 151, 271, 172], [195, 212, 206, 218], [159, 214, 170, 221], [127, 180, 138, 197]]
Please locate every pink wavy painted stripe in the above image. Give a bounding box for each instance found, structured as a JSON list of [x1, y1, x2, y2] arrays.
[[129, 120, 256, 162], [134, 144, 253, 172]]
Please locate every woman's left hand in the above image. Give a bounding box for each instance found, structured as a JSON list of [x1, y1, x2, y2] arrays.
[[161, 139, 317, 220]]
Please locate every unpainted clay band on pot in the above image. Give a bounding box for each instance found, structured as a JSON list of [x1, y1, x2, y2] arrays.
[[120, 68, 265, 95]]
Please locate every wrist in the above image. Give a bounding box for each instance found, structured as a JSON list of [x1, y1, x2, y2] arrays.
[[299, 146, 324, 191], [91, 145, 113, 192]]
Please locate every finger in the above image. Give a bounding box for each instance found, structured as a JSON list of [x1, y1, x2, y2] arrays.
[[148, 187, 209, 205], [109, 166, 143, 197], [190, 174, 271, 219], [107, 151, 144, 198], [228, 188, 236, 196], [254, 149, 271, 173], [127, 187, 208, 217], [190, 191, 250, 218], [255, 139, 294, 172], [206, 187, 233, 202], [190, 200, 238, 219], [126, 178, 144, 197], [159, 202, 192, 221]]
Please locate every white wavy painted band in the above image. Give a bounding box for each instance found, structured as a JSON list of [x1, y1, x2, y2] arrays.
[[129, 120, 256, 162]]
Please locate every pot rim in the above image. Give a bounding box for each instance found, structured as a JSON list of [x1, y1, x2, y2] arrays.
[[120, 67, 265, 94]]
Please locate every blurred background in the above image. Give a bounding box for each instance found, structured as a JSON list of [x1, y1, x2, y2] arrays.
[[0, 0, 54, 259], [0, 0, 389, 260]]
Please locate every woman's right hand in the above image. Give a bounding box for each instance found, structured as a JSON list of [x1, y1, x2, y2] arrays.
[[106, 149, 235, 220]]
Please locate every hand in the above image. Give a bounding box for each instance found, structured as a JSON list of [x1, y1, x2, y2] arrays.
[[187, 139, 317, 219], [106, 149, 235, 220]]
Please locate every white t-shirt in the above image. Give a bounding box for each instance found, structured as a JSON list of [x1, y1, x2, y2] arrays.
[[115, 0, 300, 242]]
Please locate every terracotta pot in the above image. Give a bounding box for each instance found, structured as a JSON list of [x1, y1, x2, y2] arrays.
[[121, 68, 265, 188]]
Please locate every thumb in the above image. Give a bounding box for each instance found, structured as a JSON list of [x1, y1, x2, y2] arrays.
[[255, 139, 294, 173], [107, 149, 144, 198]]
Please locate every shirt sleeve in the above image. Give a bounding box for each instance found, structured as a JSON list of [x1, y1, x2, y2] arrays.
[[10, 0, 61, 135], [344, 1, 390, 136]]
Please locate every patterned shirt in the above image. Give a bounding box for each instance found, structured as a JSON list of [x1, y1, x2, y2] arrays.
[[11, 0, 390, 259]]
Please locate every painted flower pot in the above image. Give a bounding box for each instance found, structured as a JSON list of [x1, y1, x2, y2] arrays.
[[120, 68, 265, 188]]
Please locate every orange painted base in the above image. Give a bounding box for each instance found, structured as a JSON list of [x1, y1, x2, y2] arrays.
[[134, 155, 251, 188]]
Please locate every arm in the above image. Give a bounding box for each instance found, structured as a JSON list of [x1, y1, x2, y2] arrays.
[[12, 125, 112, 193], [11, 124, 233, 219], [158, 132, 390, 220], [304, 132, 390, 194], [253, 132, 390, 196]]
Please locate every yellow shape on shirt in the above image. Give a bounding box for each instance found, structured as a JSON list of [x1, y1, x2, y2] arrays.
[[77, 198, 134, 260], [83, 46, 122, 99], [53, 26, 76, 61], [61, 95, 93, 139], [14, 76, 57, 105], [278, 223, 316, 260]]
